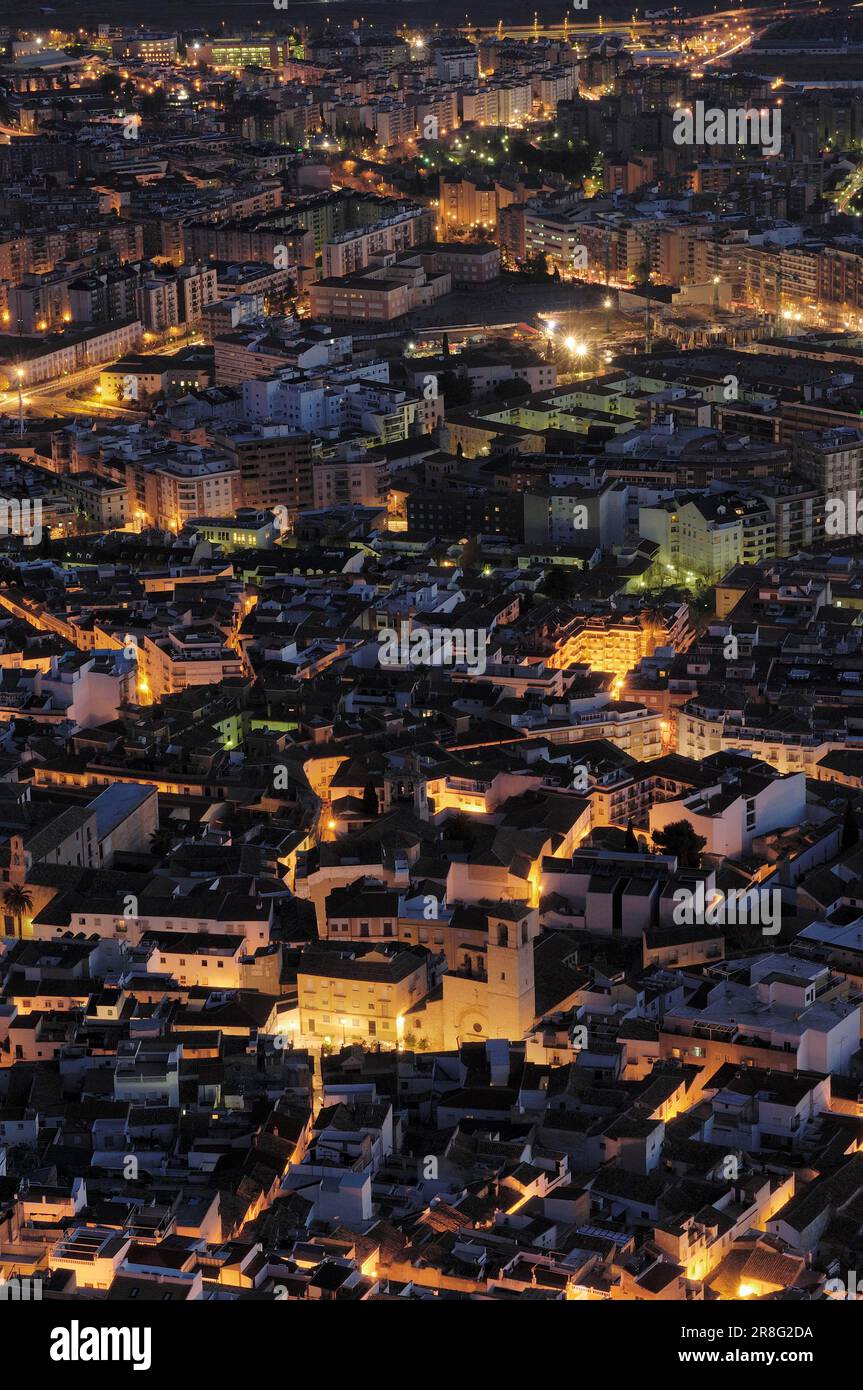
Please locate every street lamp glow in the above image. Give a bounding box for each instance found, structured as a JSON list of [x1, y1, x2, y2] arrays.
[[545, 319, 557, 334], [564, 334, 577, 351]]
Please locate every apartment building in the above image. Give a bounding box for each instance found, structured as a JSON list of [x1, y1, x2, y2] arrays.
[[649, 766, 806, 858], [676, 699, 847, 776], [639, 495, 775, 582], [2, 319, 143, 387], [145, 456, 241, 532], [525, 197, 590, 275], [322, 207, 435, 278], [8, 272, 71, 334], [176, 262, 218, 325], [459, 79, 532, 127], [313, 450, 388, 509], [140, 627, 243, 701], [650, 957, 860, 1078], [297, 942, 435, 1048], [418, 242, 500, 285], [212, 426, 315, 516], [792, 426, 863, 498]]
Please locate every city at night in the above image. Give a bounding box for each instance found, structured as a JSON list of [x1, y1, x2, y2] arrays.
[[0, 0, 861, 1359]]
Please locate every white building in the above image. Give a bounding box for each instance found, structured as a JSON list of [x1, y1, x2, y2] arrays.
[[650, 767, 806, 858]]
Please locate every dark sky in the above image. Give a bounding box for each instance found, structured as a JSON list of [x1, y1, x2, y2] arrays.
[[5, 0, 732, 33]]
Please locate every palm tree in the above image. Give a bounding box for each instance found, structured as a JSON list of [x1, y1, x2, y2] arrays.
[[3, 884, 32, 939], [149, 827, 177, 859]]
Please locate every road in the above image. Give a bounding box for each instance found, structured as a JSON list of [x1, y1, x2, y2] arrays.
[[0, 369, 145, 422], [836, 163, 863, 215], [0, 330, 203, 422], [460, 2, 811, 39]]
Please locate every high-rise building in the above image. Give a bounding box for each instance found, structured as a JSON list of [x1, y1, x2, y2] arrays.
[[792, 426, 863, 497], [213, 426, 315, 519]]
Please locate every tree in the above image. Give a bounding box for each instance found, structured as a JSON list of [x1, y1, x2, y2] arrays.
[[842, 799, 860, 852], [493, 378, 531, 402], [440, 370, 473, 407], [651, 819, 707, 868], [140, 88, 167, 120], [511, 251, 551, 282], [6, 1142, 39, 1175], [624, 819, 639, 853], [149, 827, 177, 858], [442, 810, 478, 850], [3, 884, 32, 939], [542, 565, 577, 601]]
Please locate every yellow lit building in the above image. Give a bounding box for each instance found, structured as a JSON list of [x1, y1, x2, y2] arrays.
[[297, 943, 433, 1048]]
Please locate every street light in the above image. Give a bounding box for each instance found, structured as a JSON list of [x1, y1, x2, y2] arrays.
[[15, 366, 24, 437]]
